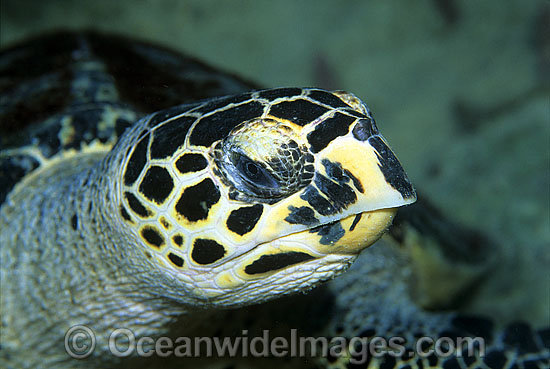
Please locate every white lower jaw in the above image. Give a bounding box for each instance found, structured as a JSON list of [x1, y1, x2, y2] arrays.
[[194, 253, 358, 308]]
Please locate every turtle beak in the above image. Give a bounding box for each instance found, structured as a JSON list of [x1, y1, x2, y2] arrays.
[[363, 133, 416, 206], [309, 131, 416, 216], [348, 117, 416, 206]]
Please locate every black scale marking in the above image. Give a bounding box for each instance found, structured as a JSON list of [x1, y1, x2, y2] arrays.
[[175, 178, 220, 222], [323, 159, 364, 193], [124, 134, 150, 186], [314, 174, 357, 213], [189, 101, 265, 147], [307, 90, 350, 108], [192, 238, 226, 265], [244, 252, 315, 275], [175, 153, 208, 174], [352, 117, 379, 141], [167, 252, 184, 267], [307, 112, 356, 153], [268, 98, 330, 127], [226, 204, 264, 236], [368, 136, 415, 199], [309, 221, 345, 245], [70, 214, 78, 230], [141, 226, 165, 248], [124, 192, 151, 217], [150, 115, 196, 159], [345, 169, 364, 193], [119, 205, 133, 222], [349, 213, 362, 231], [258, 88, 302, 100], [323, 159, 346, 181], [285, 206, 318, 226], [172, 234, 184, 246], [138, 165, 174, 204], [300, 186, 337, 216]]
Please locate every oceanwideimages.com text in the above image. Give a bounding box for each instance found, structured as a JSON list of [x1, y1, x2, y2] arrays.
[[65, 325, 485, 364]]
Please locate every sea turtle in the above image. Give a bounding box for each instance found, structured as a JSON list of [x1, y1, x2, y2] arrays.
[[0, 32, 548, 369], [0, 31, 416, 368]]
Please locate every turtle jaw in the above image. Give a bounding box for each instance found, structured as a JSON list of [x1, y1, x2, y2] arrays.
[[212, 253, 360, 308], [182, 207, 398, 307], [189, 252, 359, 308]]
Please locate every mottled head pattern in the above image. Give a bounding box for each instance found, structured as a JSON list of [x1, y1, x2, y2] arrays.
[[115, 87, 416, 306]]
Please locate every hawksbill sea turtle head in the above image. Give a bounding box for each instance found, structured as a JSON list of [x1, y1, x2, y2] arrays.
[[111, 87, 416, 308]]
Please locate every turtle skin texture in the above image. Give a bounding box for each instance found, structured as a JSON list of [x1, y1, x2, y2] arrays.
[[0, 32, 548, 369]]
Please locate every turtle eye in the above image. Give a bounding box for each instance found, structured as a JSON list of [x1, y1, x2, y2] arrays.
[[234, 154, 279, 189]]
